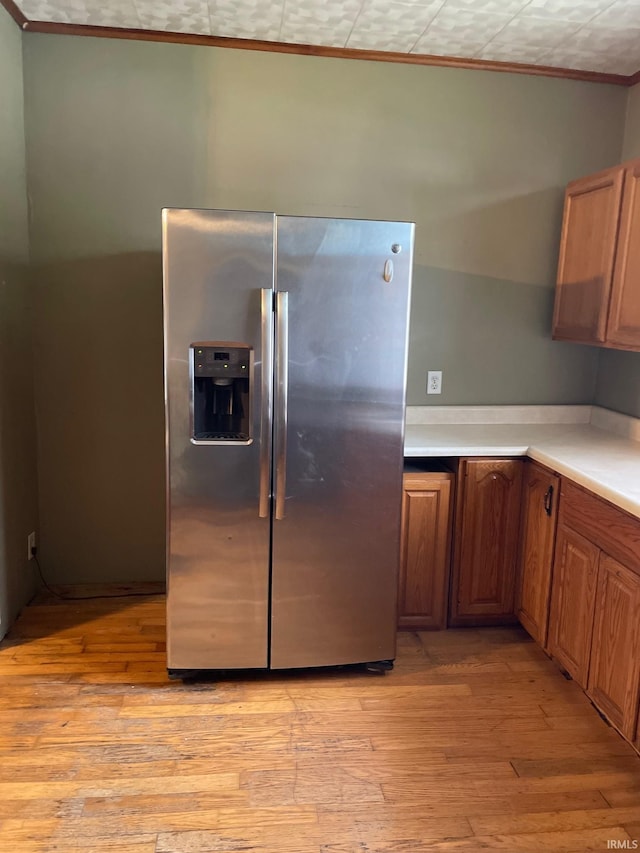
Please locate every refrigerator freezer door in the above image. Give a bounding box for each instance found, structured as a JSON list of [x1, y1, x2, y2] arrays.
[[270, 216, 414, 668], [163, 208, 275, 670]]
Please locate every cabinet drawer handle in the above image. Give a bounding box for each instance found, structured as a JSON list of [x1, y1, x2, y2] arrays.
[[543, 485, 554, 517]]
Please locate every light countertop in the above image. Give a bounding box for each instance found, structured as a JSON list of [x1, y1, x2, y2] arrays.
[[404, 407, 640, 520]]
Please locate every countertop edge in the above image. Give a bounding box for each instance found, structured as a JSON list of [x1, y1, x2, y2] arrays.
[[404, 444, 530, 457], [527, 446, 640, 520], [403, 423, 640, 521]]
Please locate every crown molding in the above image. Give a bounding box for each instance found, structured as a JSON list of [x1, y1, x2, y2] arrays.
[[1, 1, 636, 87], [0, 0, 28, 27], [627, 68, 640, 88]]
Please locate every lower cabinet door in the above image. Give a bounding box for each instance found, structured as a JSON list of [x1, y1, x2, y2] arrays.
[[516, 461, 559, 647], [547, 524, 599, 688], [587, 554, 640, 740], [450, 458, 523, 625], [398, 471, 453, 630]]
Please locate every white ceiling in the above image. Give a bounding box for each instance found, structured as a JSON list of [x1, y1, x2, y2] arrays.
[[14, 0, 640, 78]]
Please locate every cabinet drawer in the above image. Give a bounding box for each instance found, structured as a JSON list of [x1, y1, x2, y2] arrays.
[[560, 480, 640, 576]]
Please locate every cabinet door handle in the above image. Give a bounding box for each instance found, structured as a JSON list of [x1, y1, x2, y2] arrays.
[[543, 485, 554, 517]]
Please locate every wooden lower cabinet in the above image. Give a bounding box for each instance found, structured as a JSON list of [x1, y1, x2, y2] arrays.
[[547, 524, 598, 688], [397, 459, 640, 754], [398, 470, 453, 630], [450, 458, 523, 626], [516, 461, 559, 647], [587, 553, 640, 741], [545, 481, 640, 753]]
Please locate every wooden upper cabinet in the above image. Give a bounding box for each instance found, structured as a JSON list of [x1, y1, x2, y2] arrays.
[[450, 459, 523, 626], [398, 471, 453, 631], [553, 158, 640, 351], [607, 160, 640, 349], [552, 165, 624, 345], [547, 524, 598, 688], [516, 461, 559, 648], [587, 554, 640, 741]]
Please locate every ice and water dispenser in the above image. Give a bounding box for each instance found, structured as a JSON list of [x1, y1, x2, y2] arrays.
[[191, 344, 252, 443]]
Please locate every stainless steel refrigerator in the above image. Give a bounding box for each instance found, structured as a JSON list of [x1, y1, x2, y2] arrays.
[[162, 209, 414, 675]]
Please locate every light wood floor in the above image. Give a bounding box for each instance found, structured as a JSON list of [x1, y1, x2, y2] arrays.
[[0, 589, 639, 853]]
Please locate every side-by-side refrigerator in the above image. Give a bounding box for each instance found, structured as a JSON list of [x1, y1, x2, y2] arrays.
[[162, 209, 414, 675]]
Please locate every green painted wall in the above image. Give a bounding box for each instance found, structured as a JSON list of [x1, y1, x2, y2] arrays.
[[622, 82, 640, 160], [23, 34, 626, 583], [0, 6, 38, 632], [593, 83, 640, 419]]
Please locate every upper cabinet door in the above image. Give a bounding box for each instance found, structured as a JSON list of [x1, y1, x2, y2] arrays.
[[607, 161, 640, 349], [552, 165, 624, 345]]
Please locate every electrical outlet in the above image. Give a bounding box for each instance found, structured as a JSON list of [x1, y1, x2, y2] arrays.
[[427, 370, 442, 395], [27, 531, 36, 561]]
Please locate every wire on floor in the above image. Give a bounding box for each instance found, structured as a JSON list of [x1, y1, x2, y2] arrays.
[[31, 551, 162, 601]]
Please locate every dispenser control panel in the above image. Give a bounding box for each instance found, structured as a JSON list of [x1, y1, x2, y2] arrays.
[[193, 346, 249, 378], [191, 342, 252, 444]]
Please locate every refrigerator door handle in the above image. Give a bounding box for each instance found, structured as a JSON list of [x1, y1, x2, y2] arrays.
[[259, 288, 274, 518], [275, 290, 289, 520]]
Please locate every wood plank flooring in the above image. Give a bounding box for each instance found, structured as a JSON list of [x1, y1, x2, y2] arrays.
[[0, 589, 639, 852]]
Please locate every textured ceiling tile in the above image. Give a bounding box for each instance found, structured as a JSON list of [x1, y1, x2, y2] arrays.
[[588, 0, 640, 28], [518, 0, 617, 23], [411, 38, 486, 56], [279, 25, 350, 47], [281, 0, 361, 29], [541, 48, 606, 69], [279, 0, 361, 45], [208, 21, 282, 40], [84, 0, 140, 28], [490, 14, 583, 47], [363, 0, 443, 12], [352, 0, 443, 38], [347, 30, 424, 51], [571, 24, 640, 55], [209, 0, 283, 13], [603, 58, 640, 74], [444, 0, 529, 14], [412, 30, 499, 55], [133, 0, 211, 34], [208, 0, 284, 34], [208, 0, 283, 41], [597, 55, 640, 74], [544, 45, 640, 74], [423, 6, 513, 39], [476, 42, 553, 63], [19, 0, 85, 23]]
